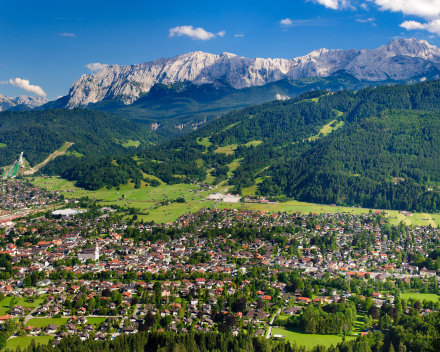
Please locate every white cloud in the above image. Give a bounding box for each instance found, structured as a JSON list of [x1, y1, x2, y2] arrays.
[[217, 31, 225, 37], [307, 0, 353, 10], [356, 17, 376, 23], [7, 78, 46, 97], [85, 63, 109, 73], [56, 96, 63, 99], [59, 33, 75, 37], [280, 18, 293, 25], [234, 34, 244, 37], [360, 3, 368, 10], [400, 19, 440, 35], [373, 0, 440, 20], [169, 26, 216, 40]]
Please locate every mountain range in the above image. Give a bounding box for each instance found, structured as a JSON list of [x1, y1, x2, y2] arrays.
[[50, 38, 440, 110], [0, 94, 48, 112]]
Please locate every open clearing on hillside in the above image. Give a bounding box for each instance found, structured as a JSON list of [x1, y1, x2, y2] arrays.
[[31, 176, 439, 226], [308, 120, 344, 141], [271, 327, 355, 348], [215, 140, 263, 155], [122, 140, 141, 147], [400, 293, 440, 302], [24, 142, 74, 175]]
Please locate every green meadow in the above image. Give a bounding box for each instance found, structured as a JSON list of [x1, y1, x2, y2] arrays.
[[31, 176, 440, 227], [5, 336, 52, 351], [400, 293, 440, 303], [271, 327, 355, 348]]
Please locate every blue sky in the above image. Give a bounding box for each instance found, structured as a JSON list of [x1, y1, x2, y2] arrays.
[[1, 0, 440, 100]]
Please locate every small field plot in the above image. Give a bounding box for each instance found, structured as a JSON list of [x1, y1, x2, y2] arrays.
[[86, 317, 107, 325], [271, 328, 355, 349], [214, 145, 237, 155], [400, 293, 440, 302], [122, 140, 141, 147], [25, 318, 69, 328], [0, 297, 44, 310], [5, 336, 52, 351]]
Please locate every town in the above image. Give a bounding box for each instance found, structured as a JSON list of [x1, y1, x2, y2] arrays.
[[0, 180, 437, 350]]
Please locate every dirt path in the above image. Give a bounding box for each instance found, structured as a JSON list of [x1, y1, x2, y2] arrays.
[[24, 142, 74, 175]]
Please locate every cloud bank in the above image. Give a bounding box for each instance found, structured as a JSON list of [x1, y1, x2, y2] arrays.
[[308, 0, 440, 35], [1, 78, 47, 97]]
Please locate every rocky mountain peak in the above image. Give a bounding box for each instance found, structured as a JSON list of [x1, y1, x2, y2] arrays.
[[59, 38, 440, 108]]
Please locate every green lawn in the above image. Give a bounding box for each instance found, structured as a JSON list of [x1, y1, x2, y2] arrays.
[[85, 317, 107, 325], [25, 318, 68, 328], [271, 327, 355, 349], [400, 293, 440, 303], [353, 314, 365, 333], [5, 336, 52, 351], [0, 297, 44, 310], [275, 314, 291, 321], [0, 143, 7, 148]]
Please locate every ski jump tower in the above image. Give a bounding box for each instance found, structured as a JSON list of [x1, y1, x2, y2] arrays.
[[2, 152, 24, 178]]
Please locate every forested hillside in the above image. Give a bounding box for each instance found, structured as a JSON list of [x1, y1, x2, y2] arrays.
[[41, 79, 440, 212], [0, 109, 162, 168]]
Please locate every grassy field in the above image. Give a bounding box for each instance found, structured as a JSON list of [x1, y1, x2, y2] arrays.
[[31, 175, 440, 227], [271, 327, 355, 348], [31, 176, 217, 223], [0, 143, 7, 148], [215, 141, 263, 155], [122, 140, 141, 148], [5, 336, 52, 351], [308, 120, 344, 141], [196, 137, 212, 149], [353, 314, 365, 333], [25, 318, 69, 328], [65, 150, 84, 157], [86, 317, 107, 325], [275, 314, 291, 321], [400, 293, 440, 302], [226, 158, 243, 178], [0, 297, 45, 310], [57, 141, 73, 153]]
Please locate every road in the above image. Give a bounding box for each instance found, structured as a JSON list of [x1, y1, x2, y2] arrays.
[[266, 308, 281, 339]]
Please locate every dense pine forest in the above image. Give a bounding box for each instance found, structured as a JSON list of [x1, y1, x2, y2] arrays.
[[8, 79, 440, 212], [0, 109, 161, 168]]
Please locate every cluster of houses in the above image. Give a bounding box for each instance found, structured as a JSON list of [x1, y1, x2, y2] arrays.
[[0, 187, 437, 344]]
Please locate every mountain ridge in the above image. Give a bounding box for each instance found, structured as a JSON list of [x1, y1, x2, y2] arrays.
[[0, 94, 48, 111], [55, 38, 440, 108]]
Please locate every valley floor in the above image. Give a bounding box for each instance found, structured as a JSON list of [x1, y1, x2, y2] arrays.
[[31, 177, 439, 227]]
